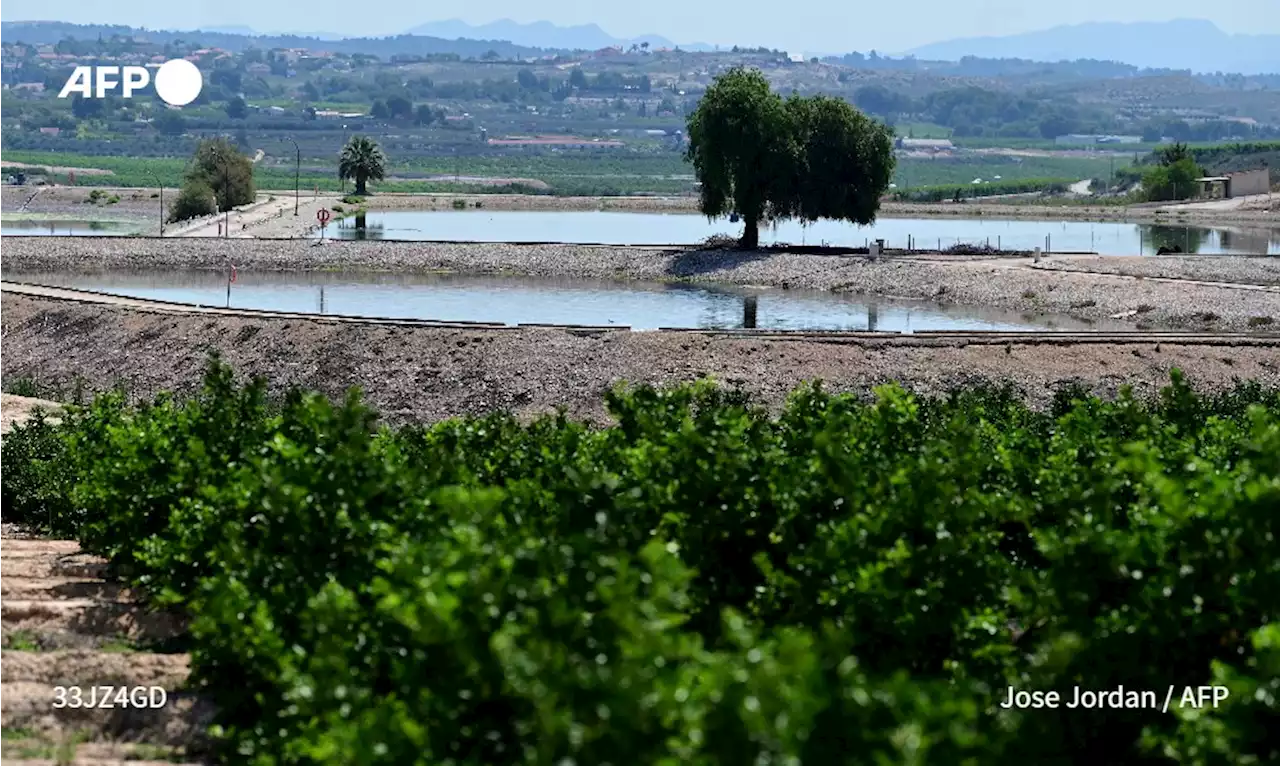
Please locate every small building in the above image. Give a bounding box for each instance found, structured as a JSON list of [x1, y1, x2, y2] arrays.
[[1196, 169, 1271, 199], [1228, 169, 1271, 197], [1054, 134, 1142, 146], [896, 137, 954, 151]]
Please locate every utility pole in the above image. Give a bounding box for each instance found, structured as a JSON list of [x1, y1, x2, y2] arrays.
[[282, 137, 300, 215], [147, 172, 164, 236], [210, 148, 230, 238]]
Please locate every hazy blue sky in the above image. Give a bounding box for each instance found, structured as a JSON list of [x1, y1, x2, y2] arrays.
[[3, 0, 1277, 53]]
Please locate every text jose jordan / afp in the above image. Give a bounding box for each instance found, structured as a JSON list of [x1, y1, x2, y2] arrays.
[[1001, 685, 1229, 713]]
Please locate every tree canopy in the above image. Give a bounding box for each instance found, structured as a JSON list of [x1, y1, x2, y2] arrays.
[[167, 179, 216, 223], [338, 135, 387, 196], [1144, 142, 1203, 202], [685, 68, 895, 248], [185, 137, 256, 213]]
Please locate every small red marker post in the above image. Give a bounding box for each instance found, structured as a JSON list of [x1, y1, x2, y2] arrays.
[[317, 208, 331, 240]]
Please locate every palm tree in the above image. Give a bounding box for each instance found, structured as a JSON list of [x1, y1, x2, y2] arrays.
[[338, 136, 386, 196]]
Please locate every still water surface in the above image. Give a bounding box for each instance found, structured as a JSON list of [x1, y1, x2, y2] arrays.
[[2, 270, 1126, 333], [324, 210, 1280, 255], [1, 219, 137, 236]]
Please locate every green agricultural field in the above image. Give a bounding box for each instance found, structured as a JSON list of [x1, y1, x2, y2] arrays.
[[1, 149, 695, 196], [895, 154, 1130, 187], [5, 148, 1127, 197]]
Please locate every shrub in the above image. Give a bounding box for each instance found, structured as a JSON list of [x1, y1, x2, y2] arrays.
[[186, 137, 256, 210], [167, 180, 217, 223]]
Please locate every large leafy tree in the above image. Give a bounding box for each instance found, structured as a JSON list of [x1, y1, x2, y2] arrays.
[[685, 67, 792, 249], [1144, 143, 1203, 202], [776, 94, 896, 228], [338, 135, 387, 196], [186, 137, 255, 212], [686, 68, 895, 249]]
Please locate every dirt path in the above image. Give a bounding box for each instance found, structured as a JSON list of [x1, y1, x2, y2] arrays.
[[165, 192, 332, 238], [1, 395, 62, 435], [0, 163, 114, 177], [0, 537, 208, 764]]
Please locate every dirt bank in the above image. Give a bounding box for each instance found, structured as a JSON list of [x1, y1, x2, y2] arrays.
[[3, 237, 1277, 332], [4, 293, 1278, 426], [0, 536, 207, 765], [2, 185, 165, 224], [0, 394, 62, 434]]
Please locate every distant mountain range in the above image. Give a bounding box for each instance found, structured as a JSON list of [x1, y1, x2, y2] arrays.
[[907, 20, 1279, 75], [3, 17, 1276, 74], [1, 18, 717, 54], [0, 21, 555, 59], [404, 19, 713, 51]]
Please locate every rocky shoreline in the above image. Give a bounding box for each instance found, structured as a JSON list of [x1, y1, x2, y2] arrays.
[[6, 186, 1279, 238], [4, 293, 1278, 426], [3, 237, 1277, 333]]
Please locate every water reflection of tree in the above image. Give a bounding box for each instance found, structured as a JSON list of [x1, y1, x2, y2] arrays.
[[1218, 229, 1274, 255], [1143, 225, 1206, 254], [348, 213, 385, 241]]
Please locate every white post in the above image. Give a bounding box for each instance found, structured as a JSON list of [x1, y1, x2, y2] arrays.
[[1033, 247, 1042, 263], [869, 241, 881, 262]]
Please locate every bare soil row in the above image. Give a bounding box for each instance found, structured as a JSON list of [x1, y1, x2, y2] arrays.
[[0, 537, 208, 765]]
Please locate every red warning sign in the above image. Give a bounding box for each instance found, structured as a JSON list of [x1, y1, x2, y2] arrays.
[[317, 208, 331, 225]]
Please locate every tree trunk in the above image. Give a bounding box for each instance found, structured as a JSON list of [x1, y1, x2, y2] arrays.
[[740, 218, 759, 250], [355, 175, 368, 196]]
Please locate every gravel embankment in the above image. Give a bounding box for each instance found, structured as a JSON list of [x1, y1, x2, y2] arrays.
[[1033, 255, 1280, 287], [9, 186, 1280, 227], [3, 237, 1278, 332], [4, 294, 1278, 426], [2, 185, 163, 222]]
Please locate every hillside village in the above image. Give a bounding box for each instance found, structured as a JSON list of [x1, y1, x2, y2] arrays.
[[2, 23, 1278, 200]]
